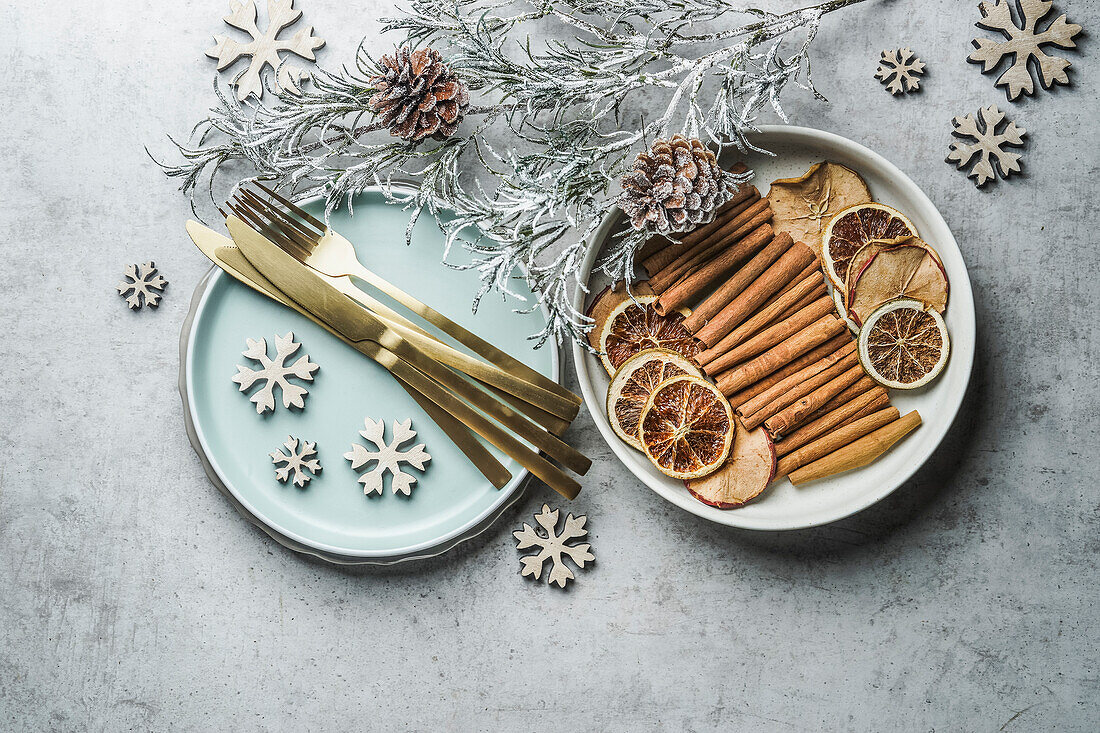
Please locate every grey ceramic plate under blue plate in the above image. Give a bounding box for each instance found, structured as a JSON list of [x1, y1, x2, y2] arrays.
[[180, 188, 559, 562]]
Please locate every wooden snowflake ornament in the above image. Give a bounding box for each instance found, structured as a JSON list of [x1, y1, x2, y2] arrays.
[[206, 0, 325, 101], [947, 105, 1027, 187], [514, 504, 594, 589], [270, 436, 321, 487], [232, 332, 319, 414], [117, 262, 167, 309], [968, 0, 1082, 100], [344, 418, 431, 496], [875, 48, 925, 95]]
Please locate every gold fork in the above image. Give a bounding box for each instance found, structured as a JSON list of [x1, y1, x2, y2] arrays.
[[241, 182, 582, 413]]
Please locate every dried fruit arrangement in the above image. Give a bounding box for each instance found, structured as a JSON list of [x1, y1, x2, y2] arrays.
[[589, 160, 951, 508]]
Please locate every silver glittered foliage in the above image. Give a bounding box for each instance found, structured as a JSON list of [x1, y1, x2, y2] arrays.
[[159, 0, 871, 346]]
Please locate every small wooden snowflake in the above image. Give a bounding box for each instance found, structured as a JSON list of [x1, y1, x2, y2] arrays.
[[270, 436, 321, 487], [232, 332, 320, 414], [117, 262, 167, 309], [875, 48, 925, 95], [344, 418, 431, 496], [513, 504, 594, 589], [946, 105, 1027, 188]]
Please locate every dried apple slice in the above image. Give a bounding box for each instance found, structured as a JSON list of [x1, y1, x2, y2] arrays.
[[847, 238, 949, 326], [685, 419, 777, 508], [844, 239, 896, 301], [767, 162, 872, 251]]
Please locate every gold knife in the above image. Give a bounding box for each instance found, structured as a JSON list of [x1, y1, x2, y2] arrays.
[[186, 221, 513, 490]]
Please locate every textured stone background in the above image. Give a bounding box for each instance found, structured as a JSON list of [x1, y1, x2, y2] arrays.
[[2, 0, 1098, 730]]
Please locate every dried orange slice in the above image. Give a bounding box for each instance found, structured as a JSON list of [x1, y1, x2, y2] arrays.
[[822, 203, 917, 289], [598, 297, 700, 375], [847, 238, 949, 326], [639, 374, 733, 479], [606, 349, 701, 450], [585, 282, 655, 352], [857, 299, 949, 389]]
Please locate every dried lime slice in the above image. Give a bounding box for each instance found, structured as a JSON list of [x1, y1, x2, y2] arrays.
[[857, 298, 949, 389]]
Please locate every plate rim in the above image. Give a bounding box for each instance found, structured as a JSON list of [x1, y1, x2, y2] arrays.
[[179, 188, 561, 561], [570, 125, 976, 531]]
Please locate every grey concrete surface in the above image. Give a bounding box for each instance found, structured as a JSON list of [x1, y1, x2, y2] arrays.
[[2, 1, 1098, 730]]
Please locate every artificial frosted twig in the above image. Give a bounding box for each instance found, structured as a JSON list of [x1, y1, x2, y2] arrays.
[[159, 0, 871, 346]]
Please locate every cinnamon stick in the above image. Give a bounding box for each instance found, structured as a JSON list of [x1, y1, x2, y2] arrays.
[[641, 190, 758, 276], [646, 193, 763, 289], [776, 407, 901, 479], [767, 263, 826, 318], [676, 229, 791, 328], [704, 296, 835, 376], [776, 385, 890, 457], [777, 373, 879, 438], [808, 375, 878, 419], [654, 223, 774, 316], [787, 411, 922, 485], [723, 334, 850, 404], [736, 341, 857, 422], [692, 242, 818, 345], [716, 315, 846, 396], [742, 349, 860, 430], [697, 271, 825, 369], [764, 362, 865, 438]]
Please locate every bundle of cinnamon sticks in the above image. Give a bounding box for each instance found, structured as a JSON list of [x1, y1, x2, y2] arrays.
[[641, 164, 921, 485]]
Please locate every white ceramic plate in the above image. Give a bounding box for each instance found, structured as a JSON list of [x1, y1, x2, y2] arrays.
[[571, 126, 975, 530]]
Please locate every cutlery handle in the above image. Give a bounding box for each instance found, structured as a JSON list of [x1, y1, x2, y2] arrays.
[[381, 333, 591, 476], [484, 384, 570, 437], [349, 262, 583, 409], [365, 343, 582, 499], [396, 376, 513, 490], [338, 279, 579, 422]]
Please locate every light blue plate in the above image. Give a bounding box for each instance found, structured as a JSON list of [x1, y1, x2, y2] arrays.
[[182, 189, 558, 560]]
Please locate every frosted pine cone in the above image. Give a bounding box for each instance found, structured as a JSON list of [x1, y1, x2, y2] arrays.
[[620, 135, 732, 234], [369, 48, 471, 142]]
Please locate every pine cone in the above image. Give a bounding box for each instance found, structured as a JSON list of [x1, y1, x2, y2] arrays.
[[620, 135, 731, 234], [369, 48, 471, 142]]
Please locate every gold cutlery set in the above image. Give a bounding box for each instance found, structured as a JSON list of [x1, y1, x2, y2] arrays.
[[186, 183, 590, 499]]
